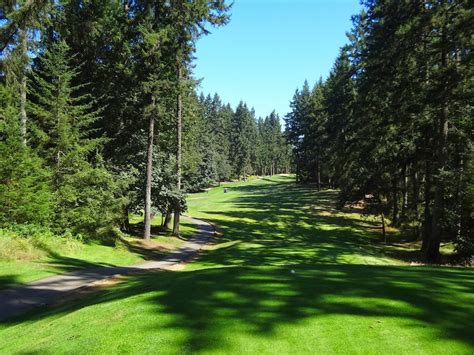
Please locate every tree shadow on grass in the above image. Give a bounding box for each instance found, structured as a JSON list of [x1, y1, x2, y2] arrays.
[[201, 180, 424, 265], [0, 249, 126, 291], [0, 242, 147, 291], [118, 238, 167, 261], [1, 177, 473, 352], [0, 275, 20, 290], [44, 253, 121, 271], [1, 264, 473, 353]]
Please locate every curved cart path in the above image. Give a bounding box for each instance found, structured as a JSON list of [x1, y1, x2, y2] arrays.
[[0, 216, 214, 321]]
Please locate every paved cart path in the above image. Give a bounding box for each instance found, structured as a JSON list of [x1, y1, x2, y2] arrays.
[[0, 216, 214, 321]]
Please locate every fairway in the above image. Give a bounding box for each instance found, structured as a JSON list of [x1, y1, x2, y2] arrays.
[[0, 176, 472, 354]]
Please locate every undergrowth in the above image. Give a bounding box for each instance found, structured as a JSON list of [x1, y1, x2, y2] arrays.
[[0, 224, 81, 262]]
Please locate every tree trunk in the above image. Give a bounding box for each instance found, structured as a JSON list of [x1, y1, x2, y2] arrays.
[[122, 205, 131, 233], [401, 164, 408, 221], [296, 159, 300, 183], [172, 206, 180, 236], [163, 208, 172, 229], [456, 157, 464, 240], [422, 161, 432, 251], [317, 158, 321, 191], [391, 178, 399, 226], [173, 64, 182, 236], [412, 168, 421, 239], [381, 212, 386, 244], [143, 98, 155, 240], [426, 29, 449, 263], [428, 107, 448, 262], [19, 26, 28, 145]]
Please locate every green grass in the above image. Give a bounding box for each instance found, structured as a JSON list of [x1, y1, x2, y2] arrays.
[[0, 176, 473, 354], [0, 217, 198, 289], [127, 213, 199, 248]]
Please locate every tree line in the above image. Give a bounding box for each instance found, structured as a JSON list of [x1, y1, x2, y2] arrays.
[[0, 1, 290, 241], [285, 0, 473, 262]]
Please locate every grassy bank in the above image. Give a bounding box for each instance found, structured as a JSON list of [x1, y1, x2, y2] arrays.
[[0, 217, 198, 289], [0, 176, 472, 354]]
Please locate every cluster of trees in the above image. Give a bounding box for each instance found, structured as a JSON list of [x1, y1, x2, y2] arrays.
[[1, 0, 226, 239], [197, 95, 292, 184], [285, 0, 473, 262], [0, 1, 290, 241]]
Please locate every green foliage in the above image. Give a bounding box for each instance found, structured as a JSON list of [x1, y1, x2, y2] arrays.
[[0, 83, 53, 225], [1, 1, 239, 240], [286, 0, 473, 261], [199, 93, 233, 181], [256, 111, 290, 176], [285, 80, 323, 183], [185, 93, 290, 190], [53, 158, 129, 237], [229, 102, 257, 178], [29, 40, 127, 236]]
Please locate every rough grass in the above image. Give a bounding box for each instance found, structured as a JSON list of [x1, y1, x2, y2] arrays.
[[0, 176, 472, 354], [0, 217, 198, 289]]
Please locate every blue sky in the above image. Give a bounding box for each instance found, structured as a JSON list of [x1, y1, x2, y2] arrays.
[[194, 0, 362, 120]]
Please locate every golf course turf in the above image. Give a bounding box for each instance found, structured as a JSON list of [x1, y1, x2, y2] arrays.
[[0, 176, 472, 354]]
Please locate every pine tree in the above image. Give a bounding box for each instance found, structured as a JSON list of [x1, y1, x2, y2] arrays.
[[323, 47, 356, 189], [0, 0, 52, 144], [29, 40, 125, 235], [168, 0, 231, 236], [285, 81, 318, 183], [0, 80, 52, 225], [230, 102, 258, 179]]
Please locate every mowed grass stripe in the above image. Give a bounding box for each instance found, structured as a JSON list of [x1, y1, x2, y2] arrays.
[[0, 176, 472, 354]]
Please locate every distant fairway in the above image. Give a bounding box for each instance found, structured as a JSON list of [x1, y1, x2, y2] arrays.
[[1, 176, 473, 354]]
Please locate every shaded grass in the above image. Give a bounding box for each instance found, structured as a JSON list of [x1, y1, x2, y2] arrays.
[[128, 213, 198, 246], [0, 216, 198, 289], [1, 264, 472, 354], [187, 177, 401, 267], [0, 176, 472, 353]]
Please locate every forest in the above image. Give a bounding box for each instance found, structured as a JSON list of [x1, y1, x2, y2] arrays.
[[0, 1, 291, 241], [0, 0, 472, 269], [286, 0, 473, 263], [0, 0, 473, 353]]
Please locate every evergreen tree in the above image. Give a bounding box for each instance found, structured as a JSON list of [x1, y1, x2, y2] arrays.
[[323, 47, 356, 189], [230, 102, 258, 179], [0, 80, 52, 225], [168, 0, 231, 235], [0, 0, 52, 144], [29, 40, 126, 236], [286, 0, 473, 262]]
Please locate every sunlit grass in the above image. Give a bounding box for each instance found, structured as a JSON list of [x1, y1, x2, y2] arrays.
[[0, 215, 199, 289], [0, 176, 472, 354]]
